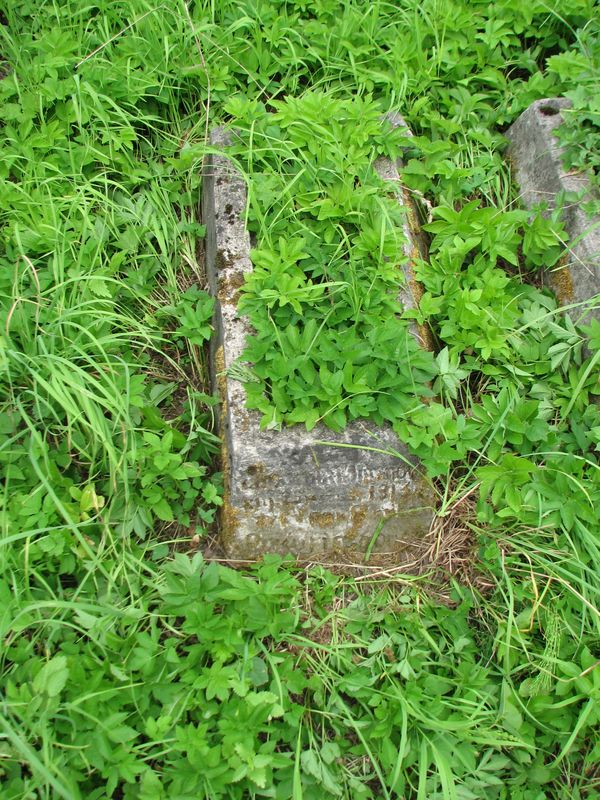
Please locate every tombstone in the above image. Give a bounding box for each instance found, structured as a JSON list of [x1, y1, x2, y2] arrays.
[[506, 98, 600, 321], [202, 117, 436, 560]]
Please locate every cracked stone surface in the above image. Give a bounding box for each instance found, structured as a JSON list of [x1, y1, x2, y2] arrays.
[[506, 98, 600, 322], [201, 119, 436, 560]]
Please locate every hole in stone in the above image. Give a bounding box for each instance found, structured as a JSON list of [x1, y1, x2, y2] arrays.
[[539, 103, 559, 116]]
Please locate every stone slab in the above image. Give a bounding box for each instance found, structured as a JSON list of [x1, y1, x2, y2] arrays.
[[202, 120, 435, 560], [506, 98, 600, 320]]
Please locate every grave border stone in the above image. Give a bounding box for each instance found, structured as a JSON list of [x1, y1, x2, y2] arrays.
[[201, 116, 437, 560]]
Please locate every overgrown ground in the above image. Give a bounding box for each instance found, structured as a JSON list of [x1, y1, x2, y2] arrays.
[[1, 1, 600, 798]]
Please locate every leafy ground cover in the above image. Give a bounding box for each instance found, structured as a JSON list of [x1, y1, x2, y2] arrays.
[[550, 17, 600, 214], [228, 96, 437, 431], [1, 0, 600, 798]]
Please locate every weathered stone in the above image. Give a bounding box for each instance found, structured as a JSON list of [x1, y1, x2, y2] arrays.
[[506, 98, 600, 320], [202, 121, 435, 560]]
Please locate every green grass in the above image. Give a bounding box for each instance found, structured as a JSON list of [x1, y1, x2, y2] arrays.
[[1, 0, 600, 798]]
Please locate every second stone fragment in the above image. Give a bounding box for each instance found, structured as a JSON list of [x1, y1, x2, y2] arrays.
[[506, 98, 600, 322]]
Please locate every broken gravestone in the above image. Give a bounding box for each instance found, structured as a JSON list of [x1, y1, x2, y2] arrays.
[[506, 98, 600, 321], [202, 118, 436, 560]]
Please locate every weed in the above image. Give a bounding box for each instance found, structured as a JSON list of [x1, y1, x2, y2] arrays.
[[1, 0, 600, 798]]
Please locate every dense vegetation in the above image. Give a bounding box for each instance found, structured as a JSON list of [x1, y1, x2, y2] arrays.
[[1, 0, 599, 797]]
